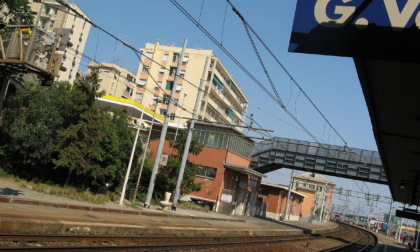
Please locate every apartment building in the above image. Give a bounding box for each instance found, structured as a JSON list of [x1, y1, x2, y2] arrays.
[[88, 62, 137, 99], [29, 0, 91, 83], [136, 40, 249, 131], [292, 172, 335, 220]]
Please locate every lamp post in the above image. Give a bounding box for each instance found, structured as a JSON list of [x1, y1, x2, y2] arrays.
[[132, 98, 160, 205], [284, 169, 295, 220], [144, 38, 188, 208], [174, 93, 187, 141], [119, 111, 144, 205]]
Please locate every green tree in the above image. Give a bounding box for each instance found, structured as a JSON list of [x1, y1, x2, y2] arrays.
[[0, 82, 71, 180], [53, 71, 141, 192], [159, 129, 203, 198], [0, 0, 34, 25], [1, 71, 141, 193]]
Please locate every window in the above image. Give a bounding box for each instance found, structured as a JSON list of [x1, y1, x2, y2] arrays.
[[156, 82, 162, 88], [197, 166, 217, 179], [125, 87, 133, 96], [316, 186, 323, 192], [145, 52, 153, 59], [142, 66, 150, 72], [137, 79, 146, 86], [260, 188, 269, 196], [172, 53, 180, 62], [165, 81, 174, 90], [162, 54, 169, 61], [163, 94, 170, 104], [182, 56, 189, 64], [159, 67, 165, 75], [159, 109, 167, 116], [135, 93, 143, 101], [159, 109, 175, 120], [180, 70, 185, 77], [309, 184, 315, 189], [169, 67, 177, 76]]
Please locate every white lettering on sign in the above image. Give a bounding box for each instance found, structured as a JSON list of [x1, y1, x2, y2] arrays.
[[384, 0, 420, 28], [314, 0, 420, 29], [314, 0, 356, 27]]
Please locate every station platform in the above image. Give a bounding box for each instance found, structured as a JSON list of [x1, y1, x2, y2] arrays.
[[0, 178, 337, 237], [373, 232, 415, 251]]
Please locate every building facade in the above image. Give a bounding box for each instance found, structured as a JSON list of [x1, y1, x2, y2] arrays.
[[258, 182, 307, 221], [135, 40, 249, 132], [292, 172, 335, 221], [147, 122, 265, 216], [29, 0, 91, 83], [88, 62, 137, 99]]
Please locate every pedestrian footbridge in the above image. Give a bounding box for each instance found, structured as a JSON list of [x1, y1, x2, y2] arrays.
[[251, 137, 387, 185]]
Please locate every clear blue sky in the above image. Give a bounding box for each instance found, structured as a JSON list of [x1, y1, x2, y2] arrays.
[[71, 0, 395, 216]]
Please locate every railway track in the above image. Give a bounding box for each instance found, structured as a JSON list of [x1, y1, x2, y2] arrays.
[[0, 222, 377, 251]]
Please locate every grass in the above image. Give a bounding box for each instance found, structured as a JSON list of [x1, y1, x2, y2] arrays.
[[0, 167, 16, 179], [0, 170, 119, 205], [177, 201, 206, 211]]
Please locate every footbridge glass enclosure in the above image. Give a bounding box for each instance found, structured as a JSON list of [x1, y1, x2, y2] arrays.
[[251, 137, 387, 185]]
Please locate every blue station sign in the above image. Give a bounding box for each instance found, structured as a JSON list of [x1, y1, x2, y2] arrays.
[[289, 0, 420, 62]]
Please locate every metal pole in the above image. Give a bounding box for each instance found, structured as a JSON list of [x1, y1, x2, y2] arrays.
[[119, 110, 144, 205], [171, 57, 210, 210], [415, 221, 419, 249], [398, 218, 404, 242], [387, 199, 394, 236], [174, 93, 187, 141], [132, 100, 159, 205], [283, 169, 295, 220], [0, 77, 10, 110], [319, 183, 327, 222], [144, 38, 188, 208]]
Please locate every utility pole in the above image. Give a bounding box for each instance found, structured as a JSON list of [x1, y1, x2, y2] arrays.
[[319, 183, 328, 222], [119, 110, 144, 205], [386, 199, 394, 236], [171, 57, 210, 210], [174, 93, 187, 141], [144, 38, 188, 208], [283, 169, 295, 220], [132, 99, 160, 205]]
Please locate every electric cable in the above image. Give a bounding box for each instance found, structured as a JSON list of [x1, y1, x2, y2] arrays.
[[226, 0, 347, 146]]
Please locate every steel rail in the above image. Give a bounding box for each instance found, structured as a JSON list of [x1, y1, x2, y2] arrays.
[[0, 225, 347, 250], [323, 222, 377, 252]]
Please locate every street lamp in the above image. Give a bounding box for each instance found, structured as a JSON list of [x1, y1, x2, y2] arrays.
[[119, 112, 144, 206], [132, 98, 160, 205], [174, 93, 187, 141]]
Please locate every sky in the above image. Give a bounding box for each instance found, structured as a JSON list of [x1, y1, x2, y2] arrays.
[[70, 0, 396, 217]]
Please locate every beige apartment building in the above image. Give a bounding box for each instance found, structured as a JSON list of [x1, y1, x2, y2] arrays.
[[135, 40, 249, 131], [29, 0, 91, 84], [292, 172, 335, 220], [88, 62, 137, 100]]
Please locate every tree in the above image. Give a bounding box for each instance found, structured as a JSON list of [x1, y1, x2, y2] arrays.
[[0, 82, 70, 180], [160, 128, 203, 197], [0, 0, 34, 25], [53, 71, 141, 192], [1, 71, 141, 193]]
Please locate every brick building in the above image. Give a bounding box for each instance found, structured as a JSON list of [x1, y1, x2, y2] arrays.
[[257, 182, 307, 221], [147, 122, 266, 215]]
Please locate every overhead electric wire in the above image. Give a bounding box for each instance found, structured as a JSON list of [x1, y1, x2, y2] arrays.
[[226, 0, 347, 146], [169, 0, 326, 145]]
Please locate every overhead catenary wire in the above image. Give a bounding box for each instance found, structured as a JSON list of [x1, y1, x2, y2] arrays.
[[226, 0, 347, 146], [169, 0, 325, 145]]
